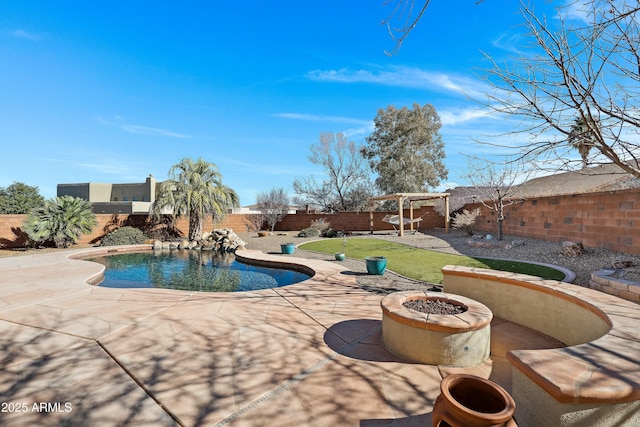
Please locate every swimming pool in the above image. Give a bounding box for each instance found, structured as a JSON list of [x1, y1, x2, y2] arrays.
[[89, 250, 311, 292]]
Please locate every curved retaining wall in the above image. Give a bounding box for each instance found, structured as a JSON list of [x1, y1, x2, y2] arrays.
[[442, 265, 640, 427]]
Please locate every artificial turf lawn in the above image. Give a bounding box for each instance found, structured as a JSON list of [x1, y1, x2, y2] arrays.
[[298, 238, 565, 284]]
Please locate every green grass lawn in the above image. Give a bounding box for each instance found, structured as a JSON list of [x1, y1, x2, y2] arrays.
[[299, 238, 564, 284]]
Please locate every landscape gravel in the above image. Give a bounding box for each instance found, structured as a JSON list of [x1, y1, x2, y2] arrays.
[[237, 230, 640, 294]]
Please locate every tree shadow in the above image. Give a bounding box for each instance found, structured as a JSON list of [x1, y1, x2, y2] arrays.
[[0, 226, 29, 249]]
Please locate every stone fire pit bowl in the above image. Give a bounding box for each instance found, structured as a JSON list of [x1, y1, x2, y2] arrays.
[[381, 291, 493, 367]]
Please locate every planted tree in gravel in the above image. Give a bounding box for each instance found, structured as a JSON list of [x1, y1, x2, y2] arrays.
[[153, 158, 240, 241], [463, 159, 524, 241], [256, 187, 289, 231], [23, 195, 97, 248]]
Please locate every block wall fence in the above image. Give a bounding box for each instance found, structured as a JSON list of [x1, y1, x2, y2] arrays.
[[469, 187, 640, 255], [0, 188, 638, 255]]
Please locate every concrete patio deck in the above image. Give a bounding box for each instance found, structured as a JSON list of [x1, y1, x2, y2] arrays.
[[0, 245, 514, 426]]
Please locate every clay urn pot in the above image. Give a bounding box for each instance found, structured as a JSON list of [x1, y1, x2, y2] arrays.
[[432, 374, 517, 427]]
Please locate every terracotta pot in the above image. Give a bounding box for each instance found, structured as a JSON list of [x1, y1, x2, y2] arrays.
[[432, 374, 517, 427]]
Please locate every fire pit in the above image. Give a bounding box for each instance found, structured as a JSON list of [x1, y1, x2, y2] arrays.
[[381, 291, 492, 366]]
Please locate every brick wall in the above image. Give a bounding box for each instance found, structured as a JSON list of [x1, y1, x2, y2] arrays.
[[470, 188, 640, 255], [274, 206, 444, 233]]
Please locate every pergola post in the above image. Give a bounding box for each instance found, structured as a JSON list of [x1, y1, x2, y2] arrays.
[[397, 195, 404, 237], [444, 195, 450, 233], [368, 200, 374, 234], [409, 200, 415, 232]]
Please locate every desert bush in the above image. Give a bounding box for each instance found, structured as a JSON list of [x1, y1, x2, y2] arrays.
[[297, 227, 320, 238], [451, 208, 481, 235], [101, 226, 147, 246], [321, 228, 339, 238], [310, 218, 331, 232]]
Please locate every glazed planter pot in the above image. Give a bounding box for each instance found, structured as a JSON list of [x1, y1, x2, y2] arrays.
[[335, 252, 346, 261], [432, 374, 517, 427], [365, 256, 387, 275], [281, 243, 296, 254]]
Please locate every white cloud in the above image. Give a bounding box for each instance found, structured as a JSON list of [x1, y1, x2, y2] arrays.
[[439, 107, 494, 126], [306, 66, 488, 98], [274, 112, 371, 126], [94, 115, 190, 138], [120, 124, 190, 138], [491, 32, 526, 55], [8, 29, 42, 41]]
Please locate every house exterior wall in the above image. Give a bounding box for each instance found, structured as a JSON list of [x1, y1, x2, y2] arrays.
[[57, 176, 157, 214]]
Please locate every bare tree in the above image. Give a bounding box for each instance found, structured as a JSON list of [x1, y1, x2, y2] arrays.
[[382, 0, 432, 55], [382, 1, 640, 177], [482, 1, 640, 177], [256, 187, 289, 231], [433, 192, 466, 217], [293, 132, 374, 212], [463, 159, 524, 241]]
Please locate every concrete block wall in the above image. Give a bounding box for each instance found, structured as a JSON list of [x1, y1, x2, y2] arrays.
[[274, 206, 444, 232], [470, 188, 640, 255], [1, 188, 639, 255], [0, 213, 254, 247]]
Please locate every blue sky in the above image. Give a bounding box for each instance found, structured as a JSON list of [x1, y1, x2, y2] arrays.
[[0, 1, 565, 205]]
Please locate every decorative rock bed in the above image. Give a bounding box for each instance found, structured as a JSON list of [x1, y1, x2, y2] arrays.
[[151, 228, 246, 252], [380, 291, 493, 367]]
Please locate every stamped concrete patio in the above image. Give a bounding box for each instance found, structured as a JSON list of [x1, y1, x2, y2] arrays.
[[0, 245, 516, 426]]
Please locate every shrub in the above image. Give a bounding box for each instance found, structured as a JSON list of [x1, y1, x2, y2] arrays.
[[321, 228, 339, 238], [297, 227, 320, 238], [23, 195, 97, 248], [451, 208, 481, 235], [101, 226, 147, 246]]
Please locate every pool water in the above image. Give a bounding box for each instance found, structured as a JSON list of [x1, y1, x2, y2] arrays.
[[89, 251, 311, 292]]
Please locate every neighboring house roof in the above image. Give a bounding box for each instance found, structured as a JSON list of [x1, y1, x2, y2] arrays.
[[515, 162, 640, 198], [444, 162, 640, 204]]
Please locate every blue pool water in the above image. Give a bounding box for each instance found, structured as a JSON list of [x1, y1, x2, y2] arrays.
[[89, 251, 311, 292]]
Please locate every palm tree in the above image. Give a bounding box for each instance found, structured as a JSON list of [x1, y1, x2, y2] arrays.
[[23, 195, 97, 248], [153, 158, 240, 241], [568, 117, 595, 169]]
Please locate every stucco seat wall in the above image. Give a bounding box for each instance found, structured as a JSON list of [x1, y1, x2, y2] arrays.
[[441, 265, 640, 427]]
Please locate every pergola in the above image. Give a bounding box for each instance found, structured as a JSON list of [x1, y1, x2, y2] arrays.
[[368, 192, 450, 237]]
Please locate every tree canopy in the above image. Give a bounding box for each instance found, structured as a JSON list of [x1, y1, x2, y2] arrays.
[[362, 103, 447, 194], [0, 182, 44, 214], [153, 157, 240, 241]]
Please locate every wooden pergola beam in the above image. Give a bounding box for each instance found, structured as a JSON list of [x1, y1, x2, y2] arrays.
[[368, 192, 450, 236]]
